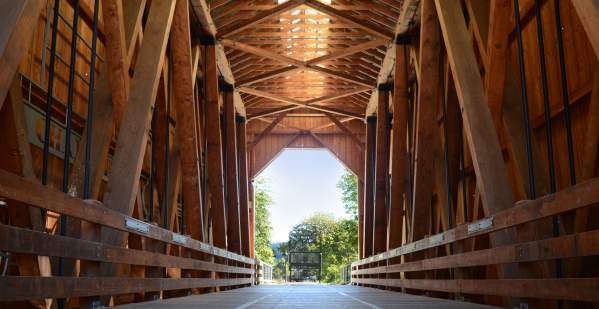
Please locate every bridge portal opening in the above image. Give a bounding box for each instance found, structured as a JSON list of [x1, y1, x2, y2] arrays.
[[253, 148, 359, 283]]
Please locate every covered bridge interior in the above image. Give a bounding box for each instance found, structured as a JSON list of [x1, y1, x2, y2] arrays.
[[1, 0, 599, 308]]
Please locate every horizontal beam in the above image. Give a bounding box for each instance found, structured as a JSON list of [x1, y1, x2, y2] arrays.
[[352, 278, 599, 302], [0, 224, 253, 274], [0, 277, 254, 302]]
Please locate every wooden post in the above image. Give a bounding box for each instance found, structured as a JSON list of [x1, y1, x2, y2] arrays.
[[204, 41, 227, 250], [238, 116, 251, 258], [248, 179, 256, 258], [223, 83, 242, 254], [358, 179, 364, 259], [363, 116, 376, 258], [172, 0, 204, 242], [388, 38, 410, 250], [373, 85, 390, 255], [0, 0, 44, 107], [410, 0, 440, 243]]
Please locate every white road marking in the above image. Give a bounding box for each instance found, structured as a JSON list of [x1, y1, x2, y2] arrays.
[[234, 294, 272, 309], [338, 291, 383, 309]]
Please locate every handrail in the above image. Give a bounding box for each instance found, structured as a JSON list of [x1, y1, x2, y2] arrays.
[[352, 176, 599, 267], [0, 169, 254, 265]]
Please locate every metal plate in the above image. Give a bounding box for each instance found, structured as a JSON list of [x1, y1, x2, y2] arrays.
[[125, 217, 150, 233]]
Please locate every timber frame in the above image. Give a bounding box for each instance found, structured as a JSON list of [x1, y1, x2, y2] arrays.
[[0, 0, 599, 308]]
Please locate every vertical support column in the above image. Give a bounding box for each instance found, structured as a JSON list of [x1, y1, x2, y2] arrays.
[[204, 40, 227, 250], [410, 0, 440, 243], [172, 0, 204, 242], [357, 179, 364, 259], [373, 84, 390, 255], [388, 36, 410, 250], [238, 116, 251, 258], [248, 179, 256, 259], [223, 83, 241, 254], [363, 116, 376, 258]]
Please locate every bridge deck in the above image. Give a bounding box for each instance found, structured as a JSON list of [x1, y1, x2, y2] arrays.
[[116, 284, 499, 308]]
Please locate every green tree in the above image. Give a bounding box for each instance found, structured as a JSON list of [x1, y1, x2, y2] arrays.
[[337, 169, 358, 220], [254, 177, 275, 264]]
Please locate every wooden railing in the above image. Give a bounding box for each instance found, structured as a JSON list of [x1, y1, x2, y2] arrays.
[[351, 177, 599, 303], [256, 260, 273, 284], [0, 169, 255, 303]]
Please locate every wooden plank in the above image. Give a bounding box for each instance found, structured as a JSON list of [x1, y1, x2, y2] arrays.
[[172, 0, 204, 242], [352, 278, 599, 302], [363, 116, 376, 257], [373, 87, 390, 254], [571, 0, 599, 58], [224, 87, 242, 254], [237, 117, 251, 258], [0, 277, 254, 302], [388, 42, 409, 250], [217, 0, 305, 38], [434, 1, 518, 280], [0, 0, 44, 108], [410, 0, 439, 243], [205, 44, 227, 250]]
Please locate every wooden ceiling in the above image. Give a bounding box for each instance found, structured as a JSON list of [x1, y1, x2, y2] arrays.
[[210, 0, 404, 126]]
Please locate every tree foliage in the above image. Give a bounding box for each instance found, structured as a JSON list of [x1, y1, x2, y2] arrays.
[[254, 177, 275, 264], [337, 169, 358, 220]]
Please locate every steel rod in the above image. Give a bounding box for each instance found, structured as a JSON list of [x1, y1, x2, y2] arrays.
[[513, 0, 536, 200], [553, 0, 576, 186], [83, 0, 100, 200]]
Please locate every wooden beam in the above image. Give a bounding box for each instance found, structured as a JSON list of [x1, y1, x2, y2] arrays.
[[304, 0, 394, 39], [172, 0, 205, 242], [352, 278, 599, 302], [325, 113, 364, 151], [102, 0, 130, 125], [238, 87, 365, 119], [484, 0, 511, 133], [363, 116, 376, 257], [0, 277, 254, 302], [410, 0, 439, 243], [217, 0, 305, 38], [237, 117, 251, 257], [388, 42, 409, 250], [237, 67, 302, 86], [571, 0, 599, 59], [373, 87, 390, 254], [365, 0, 420, 116], [205, 44, 227, 250], [434, 0, 518, 278], [249, 112, 288, 151], [0, 0, 44, 108], [306, 39, 389, 65], [223, 87, 242, 254], [100, 0, 176, 247]]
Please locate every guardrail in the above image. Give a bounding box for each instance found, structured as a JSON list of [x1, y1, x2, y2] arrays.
[[256, 260, 273, 284], [340, 264, 351, 284], [351, 177, 599, 303], [0, 169, 255, 303]]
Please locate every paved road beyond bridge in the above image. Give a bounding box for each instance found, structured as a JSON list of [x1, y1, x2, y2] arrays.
[[116, 284, 500, 308]]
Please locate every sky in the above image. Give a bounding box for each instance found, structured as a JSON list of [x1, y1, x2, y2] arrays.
[[257, 148, 350, 243]]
